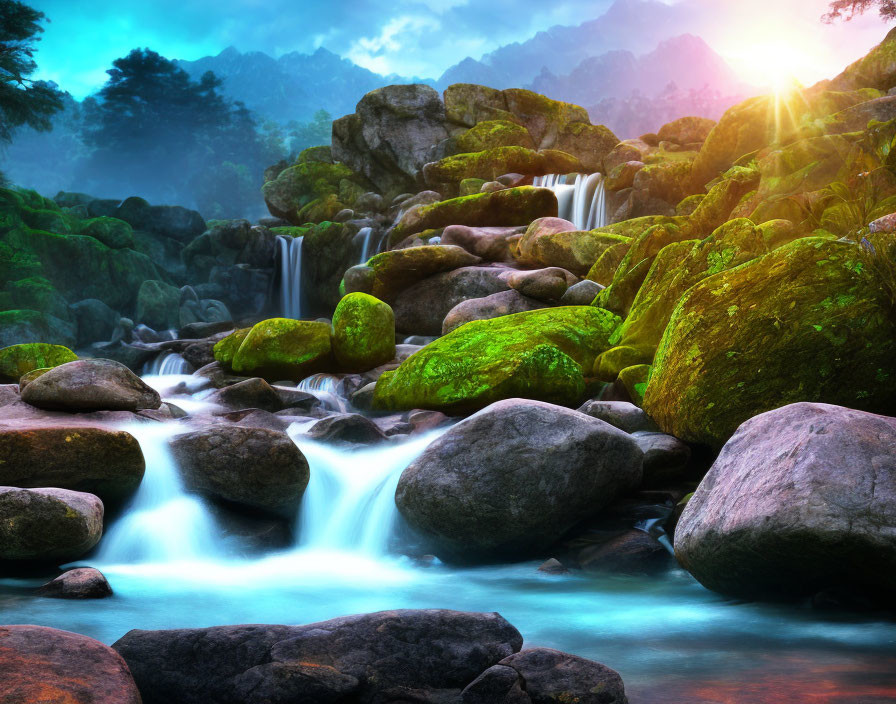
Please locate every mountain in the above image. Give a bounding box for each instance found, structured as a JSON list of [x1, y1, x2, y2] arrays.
[[176, 46, 430, 124], [435, 0, 701, 90]]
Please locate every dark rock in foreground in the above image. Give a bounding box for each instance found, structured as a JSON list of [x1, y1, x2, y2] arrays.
[[0, 625, 141, 703], [396, 399, 643, 562], [113, 609, 524, 704], [675, 402, 896, 601]]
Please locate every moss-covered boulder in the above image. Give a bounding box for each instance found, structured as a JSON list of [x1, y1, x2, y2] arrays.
[[353, 245, 481, 302], [0, 310, 76, 348], [212, 327, 249, 367], [593, 345, 654, 382], [79, 217, 135, 249], [829, 26, 896, 92], [453, 120, 535, 153], [657, 116, 716, 146], [0, 343, 77, 382], [643, 238, 896, 447], [423, 147, 582, 193], [390, 187, 558, 244], [551, 122, 619, 172], [372, 306, 621, 413], [332, 293, 396, 372], [523, 229, 632, 276], [229, 319, 333, 380], [135, 279, 181, 331], [262, 151, 360, 224]]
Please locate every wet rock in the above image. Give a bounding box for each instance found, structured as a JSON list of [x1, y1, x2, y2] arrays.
[[634, 432, 691, 486], [462, 648, 628, 704], [332, 292, 396, 372], [507, 267, 571, 302], [37, 567, 113, 599], [350, 382, 377, 411], [578, 529, 672, 574], [441, 225, 526, 262], [577, 400, 659, 434], [0, 625, 141, 703], [0, 384, 18, 407], [170, 426, 309, 516], [537, 558, 570, 575], [675, 403, 896, 601], [21, 359, 161, 412], [0, 487, 103, 562], [442, 289, 546, 335], [408, 409, 449, 434], [396, 399, 643, 561], [0, 423, 144, 503], [113, 609, 523, 704], [307, 413, 388, 444], [206, 377, 284, 413], [273, 386, 320, 413]]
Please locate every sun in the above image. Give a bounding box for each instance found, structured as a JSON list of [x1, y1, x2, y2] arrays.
[[722, 40, 814, 93]]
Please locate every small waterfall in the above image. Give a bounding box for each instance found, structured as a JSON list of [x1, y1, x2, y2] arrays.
[[297, 373, 349, 413], [277, 234, 304, 319], [142, 351, 191, 376], [291, 430, 447, 555], [94, 423, 221, 564], [357, 227, 374, 264], [534, 173, 608, 230]]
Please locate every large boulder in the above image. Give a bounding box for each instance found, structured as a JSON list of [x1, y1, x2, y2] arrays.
[[38, 567, 113, 599], [675, 403, 896, 601], [0, 487, 103, 561], [389, 187, 558, 244], [354, 245, 481, 301], [392, 265, 512, 336], [440, 224, 526, 262], [332, 84, 450, 196], [643, 238, 896, 447], [0, 342, 77, 382], [0, 423, 145, 503], [374, 307, 621, 413], [0, 626, 141, 704], [21, 358, 161, 412], [136, 279, 181, 331], [442, 289, 546, 335], [113, 609, 523, 704], [332, 293, 396, 372], [226, 318, 333, 381], [395, 399, 643, 561], [462, 648, 628, 704], [170, 425, 310, 516]]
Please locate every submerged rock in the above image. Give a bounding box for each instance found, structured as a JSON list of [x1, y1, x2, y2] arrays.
[[21, 358, 161, 412], [0, 625, 141, 704], [0, 487, 103, 562], [396, 399, 643, 561], [675, 402, 896, 602], [38, 567, 113, 599], [113, 609, 523, 704], [170, 426, 310, 516]]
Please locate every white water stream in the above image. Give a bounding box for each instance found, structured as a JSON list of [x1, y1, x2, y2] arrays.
[[276, 234, 304, 319], [534, 173, 608, 230]]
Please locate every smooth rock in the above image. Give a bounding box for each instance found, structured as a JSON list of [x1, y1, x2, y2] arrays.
[[506, 267, 571, 302], [560, 280, 605, 306], [38, 567, 113, 599], [307, 413, 388, 445], [442, 289, 546, 335], [206, 377, 284, 413], [577, 400, 659, 434]]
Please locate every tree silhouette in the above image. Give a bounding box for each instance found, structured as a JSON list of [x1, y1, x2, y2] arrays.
[[824, 0, 896, 21], [0, 0, 63, 144]]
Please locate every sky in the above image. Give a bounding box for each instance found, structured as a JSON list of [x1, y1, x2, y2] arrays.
[[29, 0, 893, 99]]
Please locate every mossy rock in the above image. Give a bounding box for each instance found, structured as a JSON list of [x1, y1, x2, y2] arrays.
[[552, 121, 619, 172], [262, 159, 357, 224], [19, 207, 72, 234], [502, 88, 590, 146], [676, 194, 705, 216], [135, 279, 181, 331], [454, 120, 535, 153], [459, 178, 487, 196], [643, 237, 896, 448], [687, 165, 761, 237], [633, 161, 695, 205], [0, 310, 76, 348], [829, 27, 896, 92], [79, 217, 135, 249], [619, 364, 651, 407], [390, 187, 558, 244], [525, 229, 632, 276], [231, 318, 333, 380], [0, 343, 77, 382], [4, 276, 69, 320], [18, 366, 50, 390], [213, 327, 251, 366], [297, 194, 346, 224], [358, 245, 481, 302], [593, 345, 654, 382], [423, 146, 582, 191], [586, 241, 632, 286], [332, 293, 396, 372], [372, 306, 621, 413], [657, 116, 716, 146]]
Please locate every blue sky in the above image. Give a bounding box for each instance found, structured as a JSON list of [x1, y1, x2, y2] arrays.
[[29, 0, 890, 99]]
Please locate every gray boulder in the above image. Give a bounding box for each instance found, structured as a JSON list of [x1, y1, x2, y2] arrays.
[[38, 567, 112, 599], [0, 487, 103, 562], [170, 426, 309, 516], [396, 399, 643, 561], [113, 609, 523, 704], [560, 280, 604, 306], [307, 413, 388, 445], [442, 289, 546, 335], [577, 400, 659, 434], [21, 359, 161, 412], [462, 648, 628, 704], [675, 402, 896, 600], [206, 378, 284, 413]]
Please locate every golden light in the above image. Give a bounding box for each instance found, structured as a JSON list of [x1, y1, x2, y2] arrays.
[[721, 39, 817, 94]]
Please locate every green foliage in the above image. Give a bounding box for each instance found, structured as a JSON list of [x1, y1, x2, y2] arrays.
[[288, 109, 333, 155], [0, 0, 64, 143]]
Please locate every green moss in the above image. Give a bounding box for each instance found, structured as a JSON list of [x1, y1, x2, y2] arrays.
[[372, 306, 621, 413], [676, 194, 705, 216], [0, 342, 77, 382], [231, 318, 333, 381], [521, 228, 632, 277], [459, 178, 487, 196], [643, 237, 896, 447], [593, 345, 654, 381], [361, 245, 479, 301], [332, 293, 396, 372], [619, 364, 651, 407], [213, 327, 251, 367], [79, 217, 135, 249], [454, 120, 535, 153], [424, 146, 582, 190]]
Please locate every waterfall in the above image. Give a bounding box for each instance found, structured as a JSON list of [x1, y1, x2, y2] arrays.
[[357, 227, 374, 264], [277, 234, 304, 319], [142, 351, 191, 376], [94, 423, 222, 564], [291, 429, 447, 555], [533, 173, 608, 230], [296, 373, 350, 412]]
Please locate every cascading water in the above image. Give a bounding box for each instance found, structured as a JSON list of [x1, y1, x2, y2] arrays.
[[276, 234, 304, 319], [296, 373, 349, 412], [93, 423, 222, 565], [533, 173, 608, 230], [142, 351, 191, 376], [357, 226, 374, 264]]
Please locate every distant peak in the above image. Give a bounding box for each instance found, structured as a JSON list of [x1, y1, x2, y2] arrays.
[[218, 46, 241, 58]]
